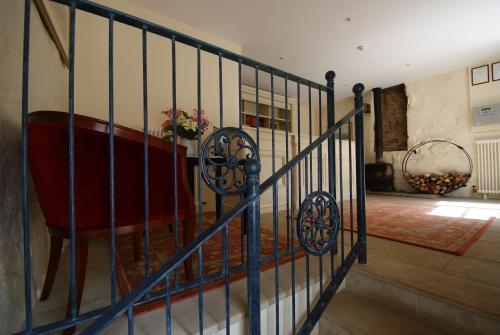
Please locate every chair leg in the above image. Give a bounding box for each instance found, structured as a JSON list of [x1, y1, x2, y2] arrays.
[[64, 238, 89, 335], [40, 234, 63, 301], [183, 217, 195, 281], [133, 232, 141, 261]]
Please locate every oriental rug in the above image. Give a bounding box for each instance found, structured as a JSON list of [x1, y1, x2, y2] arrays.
[[115, 212, 303, 313], [345, 197, 495, 255]]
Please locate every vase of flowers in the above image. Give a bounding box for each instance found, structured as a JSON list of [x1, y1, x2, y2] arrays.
[[161, 108, 211, 156]]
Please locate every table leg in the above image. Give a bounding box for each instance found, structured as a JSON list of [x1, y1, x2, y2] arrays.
[[187, 159, 195, 192], [216, 166, 222, 219], [187, 158, 221, 219]]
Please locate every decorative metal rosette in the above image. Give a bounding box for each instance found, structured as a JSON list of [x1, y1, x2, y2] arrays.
[[200, 127, 259, 196], [297, 191, 340, 256]]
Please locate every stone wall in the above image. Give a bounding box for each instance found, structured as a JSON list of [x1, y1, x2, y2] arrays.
[[334, 68, 483, 197], [0, 1, 68, 333], [365, 69, 475, 197]]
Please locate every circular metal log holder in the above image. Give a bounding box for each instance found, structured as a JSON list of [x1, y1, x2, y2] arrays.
[[401, 140, 473, 194]]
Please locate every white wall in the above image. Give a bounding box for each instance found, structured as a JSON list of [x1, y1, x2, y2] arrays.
[[0, 1, 69, 333], [75, 0, 241, 129], [320, 90, 373, 140]]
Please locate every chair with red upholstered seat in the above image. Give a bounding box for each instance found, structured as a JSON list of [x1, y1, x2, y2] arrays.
[[28, 111, 195, 326]]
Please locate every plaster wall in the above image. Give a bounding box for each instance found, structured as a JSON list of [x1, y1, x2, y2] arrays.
[[75, 0, 241, 130], [469, 58, 500, 137], [393, 69, 474, 196], [351, 66, 500, 197], [322, 91, 374, 158], [0, 1, 69, 333], [469, 59, 500, 108]]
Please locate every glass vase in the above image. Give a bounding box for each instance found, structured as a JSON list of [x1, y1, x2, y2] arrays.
[[179, 137, 195, 157]]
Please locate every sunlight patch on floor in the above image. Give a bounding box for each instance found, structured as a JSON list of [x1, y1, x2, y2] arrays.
[[427, 200, 500, 220]]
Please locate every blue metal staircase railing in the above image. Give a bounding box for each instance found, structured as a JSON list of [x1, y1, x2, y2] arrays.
[[17, 0, 366, 333], [79, 100, 366, 334]]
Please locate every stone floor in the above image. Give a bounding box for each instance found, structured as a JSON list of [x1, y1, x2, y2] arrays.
[[29, 195, 500, 334], [363, 195, 500, 292], [329, 195, 500, 335]]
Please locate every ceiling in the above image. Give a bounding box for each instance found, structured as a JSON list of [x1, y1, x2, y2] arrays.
[[128, 0, 500, 99]]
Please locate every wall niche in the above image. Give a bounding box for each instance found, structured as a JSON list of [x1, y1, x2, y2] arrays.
[[381, 83, 408, 151]]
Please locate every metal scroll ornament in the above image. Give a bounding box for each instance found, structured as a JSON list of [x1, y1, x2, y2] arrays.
[[200, 127, 259, 196], [297, 191, 340, 256]]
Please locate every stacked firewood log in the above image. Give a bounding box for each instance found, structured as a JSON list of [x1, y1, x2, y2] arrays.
[[404, 172, 470, 194]]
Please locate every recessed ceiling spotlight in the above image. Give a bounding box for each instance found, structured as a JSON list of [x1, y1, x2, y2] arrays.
[[357, 45, 367, 51], [344, 17, 352, 22]]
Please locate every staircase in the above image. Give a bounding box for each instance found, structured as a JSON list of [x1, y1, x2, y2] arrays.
[[319, 290, 441, 335], [320, 242, 500, 335]]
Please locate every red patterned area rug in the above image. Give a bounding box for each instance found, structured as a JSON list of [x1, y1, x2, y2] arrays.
[[115, 213, 303, 313], [346, 197, 495, 255]]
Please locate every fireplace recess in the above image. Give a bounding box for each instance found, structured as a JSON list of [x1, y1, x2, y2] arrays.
[[365, 87, 395, 192]]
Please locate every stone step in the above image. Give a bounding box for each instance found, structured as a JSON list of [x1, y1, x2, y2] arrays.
[[346, 255, 500, 335], [319, 290, 444, 335], [100, 256, 327, 335]]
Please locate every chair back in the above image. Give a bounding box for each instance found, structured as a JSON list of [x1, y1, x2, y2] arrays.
[[28, 111, 193, 232]]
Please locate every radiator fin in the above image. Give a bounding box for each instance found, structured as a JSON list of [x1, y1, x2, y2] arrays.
[[477, 139, 500, 194]]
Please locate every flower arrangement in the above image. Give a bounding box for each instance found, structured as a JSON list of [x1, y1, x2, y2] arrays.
[[161, 108, 210, 141]]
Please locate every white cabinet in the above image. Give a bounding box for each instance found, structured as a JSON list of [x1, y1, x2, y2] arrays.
[[241, 85, 294, 132], [222, 86, 295, 212], [242, 126, 292, 212]]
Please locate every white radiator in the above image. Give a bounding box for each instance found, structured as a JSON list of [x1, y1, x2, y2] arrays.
[[477, 139, 500, 194]]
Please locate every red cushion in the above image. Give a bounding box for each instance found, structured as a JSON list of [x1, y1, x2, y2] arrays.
[[28, 112, 193, 231]]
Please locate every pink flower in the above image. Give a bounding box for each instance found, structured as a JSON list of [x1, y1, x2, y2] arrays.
[[162, 108, 185, 120], [161, 107, 211, 136], [161, 119, 172, 128], [189, 109, 211, 131], [161, 108, 173, 119]]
